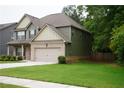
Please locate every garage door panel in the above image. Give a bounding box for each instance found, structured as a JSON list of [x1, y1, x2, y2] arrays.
[[34, 48, 61, 63]]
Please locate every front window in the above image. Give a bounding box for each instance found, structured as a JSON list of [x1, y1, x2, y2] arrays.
[[29, 29, 36, 38], [16, 47, 22, 56], [16, 31, 25, 40]]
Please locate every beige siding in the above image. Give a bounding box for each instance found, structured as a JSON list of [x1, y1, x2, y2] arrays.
[[17, 16, 30, 29], [31, 41, 65, 61], [34, 26, 62, 41]]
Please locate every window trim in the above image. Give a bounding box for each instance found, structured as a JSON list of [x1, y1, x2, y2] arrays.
[[29, 29, 36, 38], [16, 31, 26, 40]]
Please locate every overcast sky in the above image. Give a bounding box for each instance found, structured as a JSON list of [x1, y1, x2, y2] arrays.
[[0, 5, 65, 24]]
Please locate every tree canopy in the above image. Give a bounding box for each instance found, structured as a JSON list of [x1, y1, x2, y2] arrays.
[[110, 25, 124, 63], [62, 5, 124, 53]]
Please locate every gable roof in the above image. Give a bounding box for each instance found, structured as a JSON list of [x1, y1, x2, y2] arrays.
[[0, 22, 17, 31], [40, 13, 90, 33], [7, 39, 32, 45], [15, 13, 90, 34], [48, 24, 70, 42], [25, 14, 43, 27], [32, 24, 70, 42], [15, 14, 42, 30]]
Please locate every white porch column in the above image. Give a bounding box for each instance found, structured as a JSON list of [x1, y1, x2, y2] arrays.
[[21, 45, 24, 57], [7, 46, 10, 55]]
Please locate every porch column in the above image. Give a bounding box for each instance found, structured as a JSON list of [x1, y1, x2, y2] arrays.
[[7, 46, 10, 55], [13, 47, 16, 56], [21, 45, 24, 57]]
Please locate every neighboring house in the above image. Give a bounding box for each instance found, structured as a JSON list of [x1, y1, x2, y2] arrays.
[[7, 13, 92, 63], [0, 23, 17, 55]]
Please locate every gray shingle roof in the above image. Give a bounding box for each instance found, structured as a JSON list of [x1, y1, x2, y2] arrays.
[[40, 13, 90, 33], [25, 14, 43, 27], [0, 22, 17, 31], [16, 13, 90, 33], [7, 39, 31, 45], [8, 13, 90, 44]]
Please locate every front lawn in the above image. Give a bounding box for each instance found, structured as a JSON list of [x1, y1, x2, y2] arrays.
[[0, 83, 25, 88], [0, 60, 124, 88]]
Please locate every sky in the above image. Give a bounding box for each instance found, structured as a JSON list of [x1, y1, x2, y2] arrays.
[[0, 5, 65, 24]]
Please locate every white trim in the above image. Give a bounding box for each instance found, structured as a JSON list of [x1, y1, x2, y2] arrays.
[[7, 46, 10, 56], [21, 45, 24, 57]]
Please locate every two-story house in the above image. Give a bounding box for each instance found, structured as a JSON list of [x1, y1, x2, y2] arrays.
[[7, 13, 92, 63]]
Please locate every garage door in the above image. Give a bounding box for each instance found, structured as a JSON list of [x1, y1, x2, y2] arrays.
[[34, 48, 61, 63]]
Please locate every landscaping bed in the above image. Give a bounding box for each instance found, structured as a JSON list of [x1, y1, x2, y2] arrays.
[[0, 60, 124, 88], [0, 61, 22, 64], [0, 55, 23, 63]]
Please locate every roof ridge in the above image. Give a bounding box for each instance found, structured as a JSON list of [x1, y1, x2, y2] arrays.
[[0, 22, 17, 30], [40, 13, 62, 19], [0, 22, 17, 25], [25, 14, 40, 19], [62, 13, 89, 30]]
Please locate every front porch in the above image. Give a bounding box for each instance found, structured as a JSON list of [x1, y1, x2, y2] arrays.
[[7, 44, 31, 60]]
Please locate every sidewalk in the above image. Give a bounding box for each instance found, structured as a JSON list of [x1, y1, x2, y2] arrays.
[[0, 61, 54, 69], [0, 76, 83, 88]]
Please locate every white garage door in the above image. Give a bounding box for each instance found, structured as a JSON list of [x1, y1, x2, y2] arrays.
[[34, 48, 61, 63]]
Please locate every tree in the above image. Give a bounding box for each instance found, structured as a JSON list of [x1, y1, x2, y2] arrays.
[[110, 25, 124, 64], [62, 5, 124, 53], [62, 5, 86, 24]]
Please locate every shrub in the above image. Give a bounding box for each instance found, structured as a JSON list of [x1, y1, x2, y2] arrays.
[[0, 56, 17, 61], [0, 56, 2, 61], [0, 57, 2, 61], [17, 56, 23, 60], [9, 56, 16, 61], [3, 56, 10, 61], [0, 55, 6, 61], [58, 56, 66, 64]]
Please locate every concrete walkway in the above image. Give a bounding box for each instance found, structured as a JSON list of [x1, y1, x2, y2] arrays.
[[0, 76, 83, 88], [0, 61, 54, 69]]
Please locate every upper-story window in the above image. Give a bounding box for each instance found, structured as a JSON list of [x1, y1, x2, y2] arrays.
[[16, 31, 25, 40], [29, 29, 36, 38]]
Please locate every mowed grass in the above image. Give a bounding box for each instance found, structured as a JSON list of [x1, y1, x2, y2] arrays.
[[0, 83, 25, 88], [0, 60, 124, 88]]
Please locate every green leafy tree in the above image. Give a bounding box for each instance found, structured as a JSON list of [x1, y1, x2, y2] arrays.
[[62, 5, 124, 54], [62, 5, 86, 24], [110, 25, 124, 64]]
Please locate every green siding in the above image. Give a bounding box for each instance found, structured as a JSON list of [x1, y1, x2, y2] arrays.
[[65, 27, 92, 56], [57, 27, 71, 42]]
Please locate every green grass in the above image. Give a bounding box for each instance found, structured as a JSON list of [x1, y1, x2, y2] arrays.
[[0, 60, 124, 88], [0, 83, 25, 88]]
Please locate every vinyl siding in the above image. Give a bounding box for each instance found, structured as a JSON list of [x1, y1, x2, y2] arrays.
[[16, 16, 30, 29], [26, 24, 38, 39], [34, 26, 62, 41], [65, 27, 92, 56], [0, 24, 16, 55], [57, 26, 71, 42]]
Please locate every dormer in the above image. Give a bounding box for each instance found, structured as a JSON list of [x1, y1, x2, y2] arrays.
[[13, 14, 41, 40], [15, 14, 32, 31]]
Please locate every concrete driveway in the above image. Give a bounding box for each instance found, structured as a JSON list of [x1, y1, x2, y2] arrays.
[[0, 61, 54, 69]]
